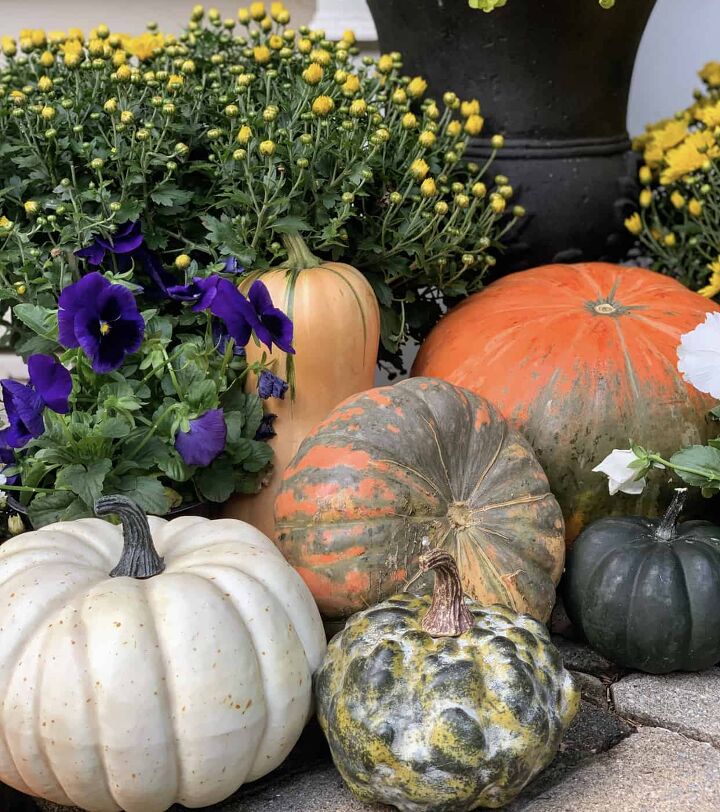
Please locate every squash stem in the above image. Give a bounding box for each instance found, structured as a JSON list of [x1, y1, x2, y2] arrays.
[[95, 495, 166, 579], [655, 488, 687, 542], [281, 231, 319, 272], [416, 550, 474, 637]]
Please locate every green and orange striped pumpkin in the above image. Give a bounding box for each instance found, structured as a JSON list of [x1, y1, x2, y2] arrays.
[[275, 378, 565, 623]]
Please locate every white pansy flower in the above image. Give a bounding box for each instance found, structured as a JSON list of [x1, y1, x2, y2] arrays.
[[593, 449, 647, 496], [677, 312, 720, 399]]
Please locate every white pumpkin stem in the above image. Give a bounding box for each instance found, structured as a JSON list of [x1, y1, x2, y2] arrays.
[[417, 549, 474, 638], [95, 495, 166, 579], [655, 488, 687, 542]]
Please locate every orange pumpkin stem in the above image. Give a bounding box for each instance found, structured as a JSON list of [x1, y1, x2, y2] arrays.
[[281, 231, 320, 273], [419, 549, 474, 637]]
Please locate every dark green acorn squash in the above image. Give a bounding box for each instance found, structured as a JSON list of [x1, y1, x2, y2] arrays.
[[564, 489, 720, 674], [315, 551, 579, 811]]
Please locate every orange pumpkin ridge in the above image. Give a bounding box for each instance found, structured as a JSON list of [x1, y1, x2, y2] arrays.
[[413, 263, 720, 541]]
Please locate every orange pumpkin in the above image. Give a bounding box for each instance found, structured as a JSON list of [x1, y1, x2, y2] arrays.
[[224, 234, 380, 538], [413, 263, 720, 540]]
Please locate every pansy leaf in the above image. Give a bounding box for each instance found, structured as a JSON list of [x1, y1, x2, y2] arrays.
[[157, 450, 193, 483], [186, 380, 218, 413], [116, 475, 172, 515], [196, 457, 236, 502], [28, 490, 90, 528], [668, 445, 720, 487], [97, 416, 134, 439], [55, 459, 113, 508]]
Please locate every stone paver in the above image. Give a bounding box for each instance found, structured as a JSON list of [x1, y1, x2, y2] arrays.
[[513, 727, 720, 812], [551, 635, 626, 680], [611, 668, 720, 747]]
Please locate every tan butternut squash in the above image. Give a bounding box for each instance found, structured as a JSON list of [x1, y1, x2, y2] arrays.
[[223, 233, 380, 538]]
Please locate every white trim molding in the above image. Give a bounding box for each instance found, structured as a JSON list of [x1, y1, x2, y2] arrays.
[[310, 0, 378, 43]]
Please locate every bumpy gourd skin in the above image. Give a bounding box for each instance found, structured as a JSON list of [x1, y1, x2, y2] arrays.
[[315, 593, 579, 811]]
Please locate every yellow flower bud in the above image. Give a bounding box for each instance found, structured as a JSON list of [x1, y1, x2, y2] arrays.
[[342, 75, 360, 96], [455, 193, 470, 208], [373, 127, 391, 143], [233, 148, 247, 161], [349, 99, 367, 117], [96, 24, 110, 40], [119, 110, 134, 124], [116, 65, 132, 82], [410, 158, 429, 180], [0, 216, 14, 233], [39, 50, 55, 68], [391, 89, 407, 106], [175, 254, 191, 270], [167, 74, 185, 92], [14, 283, 26, 295], [639, 165, 652, 185], [491, 134, 505, 149], [37, 76, 54, 92], [418, 130, 436, 148], [238, 8, 251, 23], [253, 45, 271, 64], [237, 125, 252, 145], [624, 212, 642, 236], [464, 114, 484, 137], [689, 198, 703, 217], [443, 91, 458, 107], [298, 38, 312, 54], [112, 50, 127, 67], [426, 103, 440, 121], [88, 38, 105, 57], [670, 191, 685, 209], [303, 63, 324, 85], [447, 120, 462, 137], [420, 178, 437, 198], [402, 112, 418, 130], [664, 232, 677, 247], [406, 77, 428, 98], [249, 2, 266, 20], [460, 99, 481, 118], [513, 205, 526, 218], [472, 182, 487, 198], [1, 37, 17, 57], [259, 139, 276, 156], [310, 48, 331, 67], [24, 200, 39, 216], [181, 59, 196, 74], [377, 54, 394, 74], [498, 184, 513, 200], [191, 4, 205, 20], [269, 34, 283, 50], [40, 105, 56, 120], [490, 194, 506, 214], [639, 189, 653, 208], [270, 2, 286, 21], [224, 104, 240, 118], [312, 95, 334, 117], [10, 90, 27, 106]]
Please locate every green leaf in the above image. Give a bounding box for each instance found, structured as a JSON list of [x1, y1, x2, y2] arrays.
[[186, 379, 218, 412], [13, 303, 58, 340], [117, 476, 172, 515], [196, 457, 236, 502], [271, 215, 311, 234], [150, 186, 194, 207], [55, 459, 113, 507], [157, 451, 192, 483], [669, 445, 720, 487], [96, 417, 133, 438], [28, 490, 90, 528]]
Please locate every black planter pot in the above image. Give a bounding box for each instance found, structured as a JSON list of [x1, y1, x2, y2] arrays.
[[367, 0, 657, 271]]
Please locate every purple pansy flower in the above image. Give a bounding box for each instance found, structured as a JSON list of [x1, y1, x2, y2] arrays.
[[0, 355, 72, 448], [138, 248, 176, 297], [247, 280, 295, 355], [223, 256, 244, 274], [208, 279, 259, 347], [213, 321, 246, 357], [75, 221, 144, 266], [174, 409, 227, 467], [58, 272, 145, 373], [255, 413, 277, 441], [0, 445, 19, 486], [257, 370, 288, 400]]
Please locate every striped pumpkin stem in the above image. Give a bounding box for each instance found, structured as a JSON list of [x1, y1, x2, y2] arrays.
[[419, 549, 474, 638]]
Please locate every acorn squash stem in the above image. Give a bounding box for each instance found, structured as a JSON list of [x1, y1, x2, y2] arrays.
[[419, 550, 474, 637], [655, 488, 688, 542], [281, 231, 320, 272], [95, 495, 166, 579]]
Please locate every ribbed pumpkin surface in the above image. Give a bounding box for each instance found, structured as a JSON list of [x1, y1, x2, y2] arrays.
[[275, 378, 565, 622], [413, 263, 720, 540]]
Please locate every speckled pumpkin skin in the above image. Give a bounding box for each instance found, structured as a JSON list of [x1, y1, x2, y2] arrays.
[[315, 594, 579, 811]]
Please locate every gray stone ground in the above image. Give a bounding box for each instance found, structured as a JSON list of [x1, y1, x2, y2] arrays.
[[8, 639, 720, 812]]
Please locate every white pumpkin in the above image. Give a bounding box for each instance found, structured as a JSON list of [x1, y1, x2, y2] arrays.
[[0, 496, 326, 812]]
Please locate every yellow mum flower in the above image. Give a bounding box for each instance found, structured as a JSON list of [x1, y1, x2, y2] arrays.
[[447, 120, 462, 137], [695, 100, 720, 129], [116, 65, 132, 82], [238, 8, 251, 23], [23, 200, 39, 216], [259, 139, 276, 156], [418, 130, 436, 148], [269, 34, 283, 50], [420, 178, 437, 198], [639, 189, 653, 208], [670, 191, 685, 209], [342, 29, 356, 45], [699, 61, 720, 89], [236, 125, 252, 145], [663, 233, 677, 247], [490, 194, 506, 214], [310, 49, 332, 67], [48, 31, 66, 44], [661, 131, 719, 185], [688, 198, 703, 217], [402, 112, 418, 129], [298, 38, 312, 54], [349, 99, 367, 117], [377, 54, 394, 74], [249, 2, 266, 20], [302, 63, 324, 85], [406, 77, 427, 98], [699, 261, 720, 297], [1, 36, 17, 57], [68, 28, 84, 41], [342, 75, 360, 95], [460, 99, 481, 118], [464, 114, 484, 136], [270, 2, 286, 21], [37, 76, 54, 92], [410, 158, 429, 180], [30, 30, 47, 48], [112, 50, 128, 67], [167, 74, 185, 92], [624, 212, 642, 235], [643, 119, 687, 166], [0, 216, 14, 232], [312, 95, 335, 117], [254, 45, 271, 64], [639, 165, 652, 185], [124, 32, 164, 61], [39, 50, 55, 67]]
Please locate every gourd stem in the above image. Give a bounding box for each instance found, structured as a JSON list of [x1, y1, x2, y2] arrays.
[[417, 550, 474, 637], [655, 488, 687, 542], [281, 231, 319, 272], [95, 495, 165, 579]]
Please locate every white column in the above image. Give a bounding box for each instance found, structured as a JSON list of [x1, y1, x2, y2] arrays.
[[310, 0, 377, 43]]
